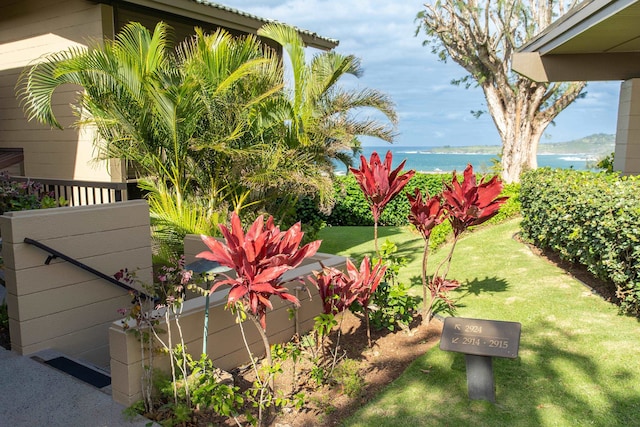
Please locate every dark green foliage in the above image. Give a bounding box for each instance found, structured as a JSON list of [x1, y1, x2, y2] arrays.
[[286, 196, 327, 244], [297, 173, 453, 227], [520, 168, 640, 315], [327, 175, 375, 226], [487, 182, 521, 224]]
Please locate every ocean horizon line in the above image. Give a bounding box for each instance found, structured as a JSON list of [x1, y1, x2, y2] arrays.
[[334, 150, 597, 174]]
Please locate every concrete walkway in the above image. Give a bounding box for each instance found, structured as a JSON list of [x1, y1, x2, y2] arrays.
[[0, 346, 155, 427]]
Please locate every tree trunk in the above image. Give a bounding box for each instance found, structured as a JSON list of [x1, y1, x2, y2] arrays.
[[484, 84, 550, 184], [418, 0, 587, 184], [499, 121, 546, 183]]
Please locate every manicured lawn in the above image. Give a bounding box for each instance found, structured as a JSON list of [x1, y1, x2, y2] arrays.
[[318, 219, 640, 427]]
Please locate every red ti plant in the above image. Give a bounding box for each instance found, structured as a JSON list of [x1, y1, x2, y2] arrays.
[[311, 257, 386, 347], [349, 257, 386, 347], [406, 188, 445, 323], [438, 164, 507, 282], [408, 164, 508, 323], [443, 164, 509, 238], [311, 263, 359, 315], [197, 212, 321, 368], [350, 150, 415, 255]]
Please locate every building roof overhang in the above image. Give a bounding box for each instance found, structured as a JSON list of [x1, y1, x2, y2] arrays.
[[512, 0, 640, 82], [98, 0, 339, 51]]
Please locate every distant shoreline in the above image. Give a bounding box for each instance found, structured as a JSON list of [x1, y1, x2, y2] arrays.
[[364, 148, 604, 158], [364, 133, 615, 157]]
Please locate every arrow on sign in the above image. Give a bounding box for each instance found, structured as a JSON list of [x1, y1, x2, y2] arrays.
[[454, 324, 461, 331], [452, 337, 459, 343]]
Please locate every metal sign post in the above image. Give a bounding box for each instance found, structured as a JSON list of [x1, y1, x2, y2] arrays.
[[440, 317, 521, 402]]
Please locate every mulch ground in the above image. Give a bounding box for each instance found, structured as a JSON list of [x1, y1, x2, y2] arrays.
[[268, 312, 442, 426]]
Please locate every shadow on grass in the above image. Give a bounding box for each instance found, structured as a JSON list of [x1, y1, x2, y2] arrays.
[[459, 276, 510, 296], [346, 319, 640, 427], [312, 315, 443, 426], [407, 276, 509, 314]]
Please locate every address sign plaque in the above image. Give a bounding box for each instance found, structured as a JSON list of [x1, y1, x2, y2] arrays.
[[440, 317, 521, 403], [440, 317, 521, 358]]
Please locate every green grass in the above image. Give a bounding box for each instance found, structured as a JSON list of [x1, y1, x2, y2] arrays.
[[318, 219, 640, 427]]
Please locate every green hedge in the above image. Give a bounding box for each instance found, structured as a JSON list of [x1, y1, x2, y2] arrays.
[[327, 173, 453, 226], [520, 168, 640, 316], [297, 172, 521, 250]]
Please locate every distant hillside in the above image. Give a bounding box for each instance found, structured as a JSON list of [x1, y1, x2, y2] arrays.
[[425, 133, 615, 155], [537, 133, 615, 155]]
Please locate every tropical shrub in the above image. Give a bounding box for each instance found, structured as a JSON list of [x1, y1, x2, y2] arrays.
[[311, 256, 386, 347], [364, 240, 420, 331], [0, 173, 64, 214], [314, 173, 453, 227], [197, 212, 321, 425], [520, 168, 640, 315], [117, 220, 319, 425]]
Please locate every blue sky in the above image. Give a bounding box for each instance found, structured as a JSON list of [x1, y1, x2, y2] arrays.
[[222, 0, 620, 147]]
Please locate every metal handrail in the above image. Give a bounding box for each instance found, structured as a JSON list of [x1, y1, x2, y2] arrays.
[[23, 237, 151, 300]]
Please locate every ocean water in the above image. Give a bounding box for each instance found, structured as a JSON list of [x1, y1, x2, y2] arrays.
[[334, 146, 599, 175]]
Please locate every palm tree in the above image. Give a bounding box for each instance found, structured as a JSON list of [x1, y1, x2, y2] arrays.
[[18, 22, 282, 255], [18, 21, 400, 252], [257, 23, 398, 171]]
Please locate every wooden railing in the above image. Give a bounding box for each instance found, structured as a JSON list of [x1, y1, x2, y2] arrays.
[[10, 176, 129, 207]]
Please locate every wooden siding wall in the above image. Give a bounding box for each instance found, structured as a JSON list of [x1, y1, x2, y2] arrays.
[[0, 0, 117, 182], [0, 200, 153, 368]]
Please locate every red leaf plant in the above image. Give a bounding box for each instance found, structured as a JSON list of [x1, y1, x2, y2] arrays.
[[442, 164, 509, 237], [407, 187, 445, 241], [310, 263, 359, 315], [311, 257, 386, 347], [408, 164, 508, 323], [350, 150, 415, 254], [406, 187, 446, 323], [436, 163, 507, 280], [351, 257, 387, 346], [429, 276, 461, 313], [349, 257, 387, 311], [197, 212, 321, 369]]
